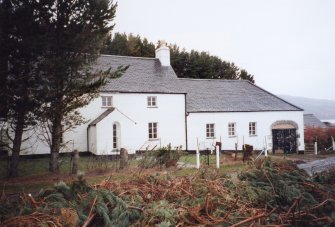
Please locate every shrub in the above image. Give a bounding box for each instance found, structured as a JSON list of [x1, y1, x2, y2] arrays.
[[304, 127, 335, 150], [139, 145, 182, 169]]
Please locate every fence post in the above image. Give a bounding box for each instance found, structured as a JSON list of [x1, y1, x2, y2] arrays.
[[215, 145, 220, 169], [314, 141, 318, 155], [196, 148, 200, 169], [265, 136, 268, 157]]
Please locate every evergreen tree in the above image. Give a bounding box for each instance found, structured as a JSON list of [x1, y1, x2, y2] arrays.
[[0, 0, 50, 177], [37, 0, 124, 173], [102, 32, 255, 83]]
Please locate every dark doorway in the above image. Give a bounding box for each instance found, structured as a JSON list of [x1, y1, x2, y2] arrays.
[[272, 129, 297, 154]]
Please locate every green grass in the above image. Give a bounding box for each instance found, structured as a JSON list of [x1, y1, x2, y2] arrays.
[[0, 154, 247, 194], [179, 154, 217, 165], [0, 156, 139, 179]]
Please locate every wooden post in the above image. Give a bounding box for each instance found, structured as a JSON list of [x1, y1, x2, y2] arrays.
[[234, 143, 238, 161], [71, 149, 79, 175], [120, 148, 128, 169]]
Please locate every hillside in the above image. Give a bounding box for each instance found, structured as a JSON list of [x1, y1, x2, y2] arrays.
[[279, 95, 335, 120]]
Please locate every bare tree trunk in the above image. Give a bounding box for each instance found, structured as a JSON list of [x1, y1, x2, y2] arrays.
[[49, 115, 62, 173], [8, 111, 24, 178]]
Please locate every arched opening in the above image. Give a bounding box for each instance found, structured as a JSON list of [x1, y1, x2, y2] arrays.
[[113, 122, 121, 150], [271, 120, 298, 154]]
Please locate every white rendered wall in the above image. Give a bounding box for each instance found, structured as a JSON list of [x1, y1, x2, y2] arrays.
[[88, 126, 96, 154], [67, 93, 186, 155], [18, 93, 185, 155], [187, 111, 304, 151]]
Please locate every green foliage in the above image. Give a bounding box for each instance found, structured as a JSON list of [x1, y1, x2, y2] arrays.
[[238, 159, 318, 208], [139, 145, 183, 168], [103, 32, 255, 83], [144, 200, 177, 226], [0, 174, 142, 226]]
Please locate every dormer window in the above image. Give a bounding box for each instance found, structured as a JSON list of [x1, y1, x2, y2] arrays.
[[147, 96, 157, 107], [102, 96, 113, 107]]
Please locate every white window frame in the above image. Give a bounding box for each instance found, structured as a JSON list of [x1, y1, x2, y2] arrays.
[[147, 96, 157, 107], [228, 122, 236, 137], [206, 123, 215, 138], [148, 122, 158, 140], [102, 96, 113, 107], [249, 122, 257, 136]]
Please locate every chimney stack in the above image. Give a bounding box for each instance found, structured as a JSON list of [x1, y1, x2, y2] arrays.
[[155, 41, 170, 66]]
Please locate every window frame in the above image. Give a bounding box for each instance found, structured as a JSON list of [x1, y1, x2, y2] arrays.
[[113, 123, 118, 149], [148, 122, 158, 140], [101, 96, 113, 107], [147, 96, 157, 108], [228, 122, 236, 137], [206, 123, 215, 138], [249, 122, 257, 136]]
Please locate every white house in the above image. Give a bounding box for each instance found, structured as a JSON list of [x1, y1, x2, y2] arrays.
[[20, 43, 304, 155]]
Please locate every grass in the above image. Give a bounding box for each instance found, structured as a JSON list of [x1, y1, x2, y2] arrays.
[[0, 153, 247, 194], [0, 156, 139, 179]]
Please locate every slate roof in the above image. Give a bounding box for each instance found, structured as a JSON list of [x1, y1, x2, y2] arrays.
[[95, 55, 302, 113], [304, 114, 327, 128], [97, 55, 180, 93], [89, 108, 115, 126]]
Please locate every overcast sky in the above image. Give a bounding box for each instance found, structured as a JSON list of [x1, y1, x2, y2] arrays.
[[113, 0, 335, 101]]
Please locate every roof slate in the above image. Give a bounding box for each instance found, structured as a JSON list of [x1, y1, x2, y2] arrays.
[[304, 114, 327, 128], [95, 55, 302, 112], [89, 108, 115, 126]]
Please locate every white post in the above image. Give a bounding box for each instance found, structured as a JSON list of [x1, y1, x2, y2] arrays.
[[215, 145, 220, 169], [196, 138, 200, 169], [264, 136, 268, 157], [314, 141, 318, 155], [332, 136, 335, 151]]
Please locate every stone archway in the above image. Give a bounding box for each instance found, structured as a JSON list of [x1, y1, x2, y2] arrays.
[[271, 120, 298, 154], [271, 120, 298, 130]]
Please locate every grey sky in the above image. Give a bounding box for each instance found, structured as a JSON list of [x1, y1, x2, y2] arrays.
[[113, 0, 335, 101]]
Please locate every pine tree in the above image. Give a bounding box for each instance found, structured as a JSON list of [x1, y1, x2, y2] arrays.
[[0, 0, 50, 177], [36, 0, 124, 173], [102, 32, 255, 83]]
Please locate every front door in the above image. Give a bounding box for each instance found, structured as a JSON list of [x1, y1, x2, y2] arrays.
[[272, 129, 297, 154]]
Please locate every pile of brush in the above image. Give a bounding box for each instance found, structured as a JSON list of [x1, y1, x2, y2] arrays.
[[1, 158, 335, 226]]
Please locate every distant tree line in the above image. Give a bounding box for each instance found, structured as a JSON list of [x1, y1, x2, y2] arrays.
[[102, 33, 255, 83]]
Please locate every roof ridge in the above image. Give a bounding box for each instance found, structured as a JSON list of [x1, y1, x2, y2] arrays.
[[100, 54, 157, 61]]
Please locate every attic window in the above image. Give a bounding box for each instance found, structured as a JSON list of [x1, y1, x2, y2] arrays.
[[147, 96, 157, 107], [102, 96, 113, 107], [206, 123, 215, 138]]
